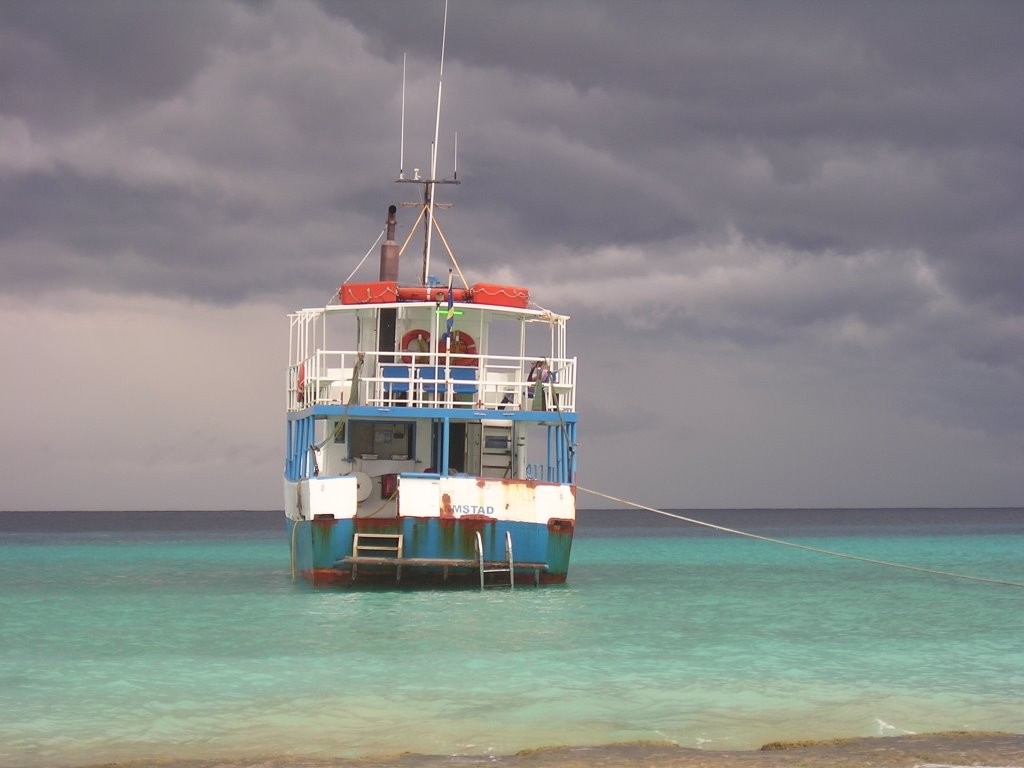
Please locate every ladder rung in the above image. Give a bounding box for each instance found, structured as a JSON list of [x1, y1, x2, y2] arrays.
[[351, 533, 404, 583]]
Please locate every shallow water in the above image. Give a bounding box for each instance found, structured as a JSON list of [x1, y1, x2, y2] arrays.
[[1, 509, 1022, 766]]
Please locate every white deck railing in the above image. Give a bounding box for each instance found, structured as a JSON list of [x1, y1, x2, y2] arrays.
[[287, 349, 576, 413]]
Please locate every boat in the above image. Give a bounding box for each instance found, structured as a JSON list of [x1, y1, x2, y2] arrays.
[[282, 12, 579, 588]]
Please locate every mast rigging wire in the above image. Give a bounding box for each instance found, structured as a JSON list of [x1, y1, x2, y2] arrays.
[[342, 228, 386, 285]]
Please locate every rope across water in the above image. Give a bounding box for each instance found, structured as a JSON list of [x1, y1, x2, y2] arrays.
[[578, 487, 1024, 589]]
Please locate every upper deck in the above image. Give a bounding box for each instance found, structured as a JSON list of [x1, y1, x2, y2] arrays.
[[286, 297, 577, 418]]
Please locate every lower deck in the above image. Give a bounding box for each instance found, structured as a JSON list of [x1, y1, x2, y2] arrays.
[[287, 511, 575, 589]]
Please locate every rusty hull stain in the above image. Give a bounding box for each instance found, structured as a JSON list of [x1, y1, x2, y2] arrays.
[[354, 518, 402, 531], [456, 514, 496, 531], [500, 477, 540, 489], [308, 568, 353, 587], [440, 492, 454, 519], [309, 517, 338, 571]]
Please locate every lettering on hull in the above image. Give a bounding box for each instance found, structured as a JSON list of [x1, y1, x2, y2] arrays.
[[440, 492, 497, 518], [451, 504, 495, 515]]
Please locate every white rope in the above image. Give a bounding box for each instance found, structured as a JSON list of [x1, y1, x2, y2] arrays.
[[290, 518, 299, 582], [343, 228, 387, 285], [578, 487, 1024, 589]]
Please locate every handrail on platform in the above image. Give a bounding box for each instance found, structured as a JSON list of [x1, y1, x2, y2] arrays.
[[288, 348, 576, 413]]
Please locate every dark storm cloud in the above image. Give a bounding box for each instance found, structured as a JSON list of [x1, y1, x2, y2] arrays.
[[2, 0, 1023, 509], [0, 0, 409, 301], [4, 0, 1023, 314], [0, 1, 231, 128], [387, 0, 1024, 319], [2, 0, 1019, 389], [0, 168, 341, 301]]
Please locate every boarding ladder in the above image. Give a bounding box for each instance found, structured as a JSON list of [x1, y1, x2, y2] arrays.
[[476, 530, 515, 590], [480, 422, 514, 479], [342, 529, 545, 587], [351, 533, 404, 582]]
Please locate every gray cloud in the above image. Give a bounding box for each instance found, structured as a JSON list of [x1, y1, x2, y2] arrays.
[[1, 0, 1022, 508], [0, 1, 231, 128]]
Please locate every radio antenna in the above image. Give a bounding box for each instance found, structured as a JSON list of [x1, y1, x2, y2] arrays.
[[398, 52, 407, 180], [422, 0, 448, 284]]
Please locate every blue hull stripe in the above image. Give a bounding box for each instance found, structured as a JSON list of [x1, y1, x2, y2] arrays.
[[289, 517, 574, 580]]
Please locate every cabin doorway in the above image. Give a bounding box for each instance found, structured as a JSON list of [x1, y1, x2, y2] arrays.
[[433, 421, 467, 475]]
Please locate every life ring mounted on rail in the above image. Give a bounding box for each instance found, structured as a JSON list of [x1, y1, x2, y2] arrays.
[[400, 329, 431, 363], [437, 330, 478, 367]]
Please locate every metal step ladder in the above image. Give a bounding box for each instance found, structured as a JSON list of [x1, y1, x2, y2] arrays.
[[351, 533, 404, 582], [475, 530, 515, 590], [480, 422, 514, 478]]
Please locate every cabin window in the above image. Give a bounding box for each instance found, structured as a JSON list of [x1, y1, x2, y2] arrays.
[[349, 421, 414, 460]]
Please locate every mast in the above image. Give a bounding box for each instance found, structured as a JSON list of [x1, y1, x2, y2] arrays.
[[422, 0, 448, 286], [421, 157, 433, 285], [396, 0, 459, 287], [399, 53, 406, 181]]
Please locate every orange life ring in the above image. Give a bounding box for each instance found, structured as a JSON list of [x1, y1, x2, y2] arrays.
[[437, 330, 477, 367], [296, 362, 306, 404], [400, 329, 431, 363]]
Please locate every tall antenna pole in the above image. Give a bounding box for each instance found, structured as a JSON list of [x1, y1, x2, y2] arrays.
[[422, 0, 449, 285], [399, 53, 406, 180]]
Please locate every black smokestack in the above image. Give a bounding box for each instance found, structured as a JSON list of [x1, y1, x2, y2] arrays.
[[378, 205, 399, 361], [379, 205, 399, 281]]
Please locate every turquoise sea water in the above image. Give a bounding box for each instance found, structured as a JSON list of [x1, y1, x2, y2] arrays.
[[1, 509, 1022, 767]]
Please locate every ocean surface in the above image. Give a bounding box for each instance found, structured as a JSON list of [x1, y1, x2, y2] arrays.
[[1, 507, 1022, 767]]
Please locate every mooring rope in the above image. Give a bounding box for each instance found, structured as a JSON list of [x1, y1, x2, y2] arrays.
[[578, 487, 1024, 589], [364, 488, 399, 518]]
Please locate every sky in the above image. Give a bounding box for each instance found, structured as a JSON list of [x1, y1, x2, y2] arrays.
[[2, 0, 1023, 511]]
